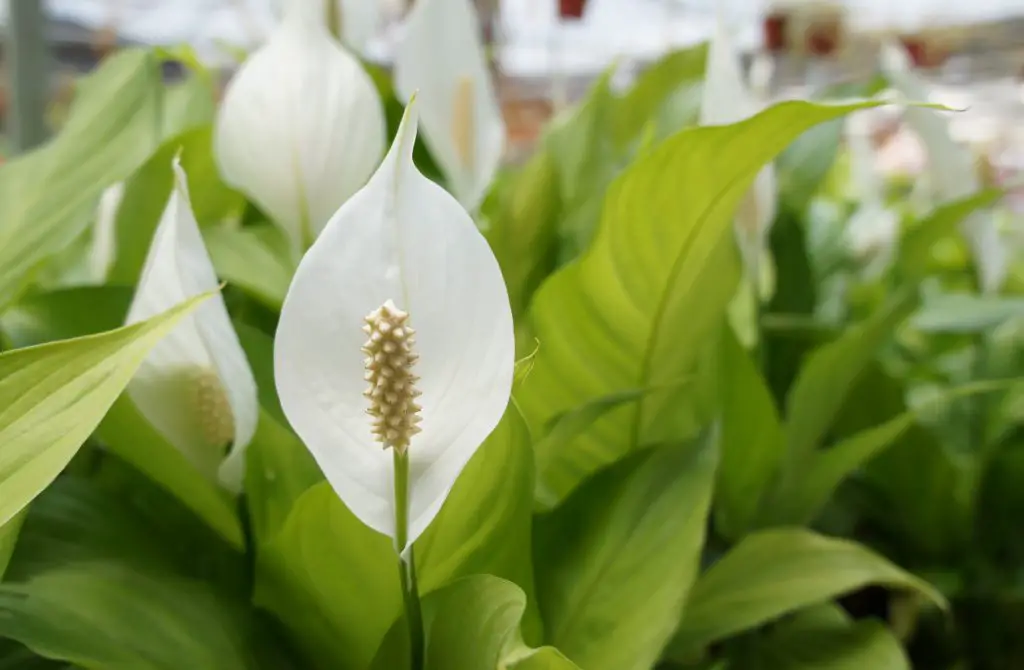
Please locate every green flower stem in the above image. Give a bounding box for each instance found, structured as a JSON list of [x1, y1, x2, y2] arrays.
[[393, 448, 425, 670]]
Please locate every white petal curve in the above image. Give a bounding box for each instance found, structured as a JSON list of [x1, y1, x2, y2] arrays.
[[881, 41, 1007, 292], [215, 0, 386, 250], [393, 0, 505, 211], [274, 99, 515, 544], [90, 182, 125, 283], [702, 14, 777, 282], [126, 159, 259, 493]]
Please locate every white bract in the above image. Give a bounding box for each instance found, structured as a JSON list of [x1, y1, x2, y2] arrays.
[[126, 159, 258, 493], [215, 0, 385, 251], [393, 0, 505, 211], [881, 42, 1007, 293], [89, 182, 125, 282], [700, 13, 778, 287], [274, 99, 514, 549]]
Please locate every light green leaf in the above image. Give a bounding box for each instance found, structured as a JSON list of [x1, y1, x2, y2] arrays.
[[715, 324, 784, 540], [254, 483, 400, 670], [0, 49, 162, 308], [0, 293, 209, 528], [912, 294, 1024, 334], [161, 76, 215, 139], [518, 99, 886, 505], [0, 562, 291, 670], [244, 409, 323, 545], [204, 224, 296, 311], [897, 189, 1003, 282], [415, 405, 541, 641], [0, 512, 25, 580], [612, 44, 707, 149], [109, 125, 240, 286], [669, 528, 945, 659], [534, 434, 717, 670], [0, 286, 132, 348], [370, 575, 577, 670], [783, 290, 917, 472]]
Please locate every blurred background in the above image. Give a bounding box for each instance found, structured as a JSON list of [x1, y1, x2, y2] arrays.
[[5, 0, 1024, 169]]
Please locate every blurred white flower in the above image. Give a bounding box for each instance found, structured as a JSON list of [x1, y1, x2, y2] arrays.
[[274, 99, 514, 550], [393, 0, 505, 211], [700, 13, 778, 290], [881, 41, 1007, 293], [126, 159, 259, 493], [89, 182, 125, 282], [215, 0, 385, 251]]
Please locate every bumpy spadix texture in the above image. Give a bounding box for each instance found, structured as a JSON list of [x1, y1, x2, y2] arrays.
[[700, 13, 777, 284], [215, 0, 385, 250], [126, 159, 258, 493], [393, 0, 505, 210], [881, 41, 1006, 293], [274, 99, 514, 545], [362, 300, 423, 453]]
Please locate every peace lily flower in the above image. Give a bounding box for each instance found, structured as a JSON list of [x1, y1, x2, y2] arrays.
[[126, 159, 258, 493], [215, 0, 386, 251], [266, 0, 381, 53], [844, 114, 898, 276], [393, 0, 505, 211], [274, 97, 514, 551], [881, 41, 1007, 293], [89, 182, 125, 282], [700, 13, 778, 291]]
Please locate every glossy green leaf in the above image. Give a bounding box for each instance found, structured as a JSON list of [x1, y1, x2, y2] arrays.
[[783, 290, 917, 473], [0, 293, 209, 528], [669, 528, 945, 659], [534, 434, 717, 670], [715, 324, 784, 540], [254, 483, 400, 670], [518, 99, 885, 505], [204, 224, 295, 311], [109, 125, 240, 285], [0, 49, 162, 308], [415, 406, 541, 640], [0, 562, 292, 670], [370, 575, 576, 670]]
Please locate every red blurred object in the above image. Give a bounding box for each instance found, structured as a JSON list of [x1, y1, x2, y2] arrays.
[[763, 13, 788, 52], [805, 22, 840, 57], [559, 0, 586, 19], [899, 36, 949, 68]]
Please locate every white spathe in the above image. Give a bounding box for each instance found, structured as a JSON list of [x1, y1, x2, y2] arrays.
[[90, 182, 126, 282], [393, 0, 505, 211], [215, 0, 386, 251], [274, 98, 515, 548], [881, 41, 1007, 293], [844, 112, 899, 274], [126, 159, 259, 493], [700, 13, 778, 287], [266, 0, 382, 54]]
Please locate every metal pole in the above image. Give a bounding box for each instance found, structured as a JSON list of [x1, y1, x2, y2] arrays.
[[7, 0, 50, 154]]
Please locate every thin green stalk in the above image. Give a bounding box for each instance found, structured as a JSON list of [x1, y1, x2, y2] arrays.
[[393, 448, 425, 670]]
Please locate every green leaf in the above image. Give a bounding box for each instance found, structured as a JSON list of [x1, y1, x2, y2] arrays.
[[0, 49, 162, 307], [897, 188, 1003, 283], [204, 224, 296, 311], [94, 395, 243, 548], [109, 125, 240, 285], [234, 322, 286, 424], [415, 405, 541, 640], [0, 561, 293, 670], [612, 44, 707, 149], [534, 434, 717, 670], [0, 293, 209, 528], [518, 99, 886, 505], [767, 412, 915, 527], [244, 409, 323, 545], [734, 604, 910, 670], [0, 512, 25, 580], [160, 76, 215, 139], [715, 324, 785, 540], [668, 528, 945, 660], [0, 286, 132, 347], [370, 575, 577, 670], [783, 290, 917, 472], [253, 483, 400, 670], [911, 294, 1024, 334]]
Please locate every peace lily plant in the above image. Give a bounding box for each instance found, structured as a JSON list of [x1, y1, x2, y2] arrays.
[[125, 158, 258, 492], [215, 0, 386, 252], [275, 96, 514, 663], [393, 0, 506, 211]]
